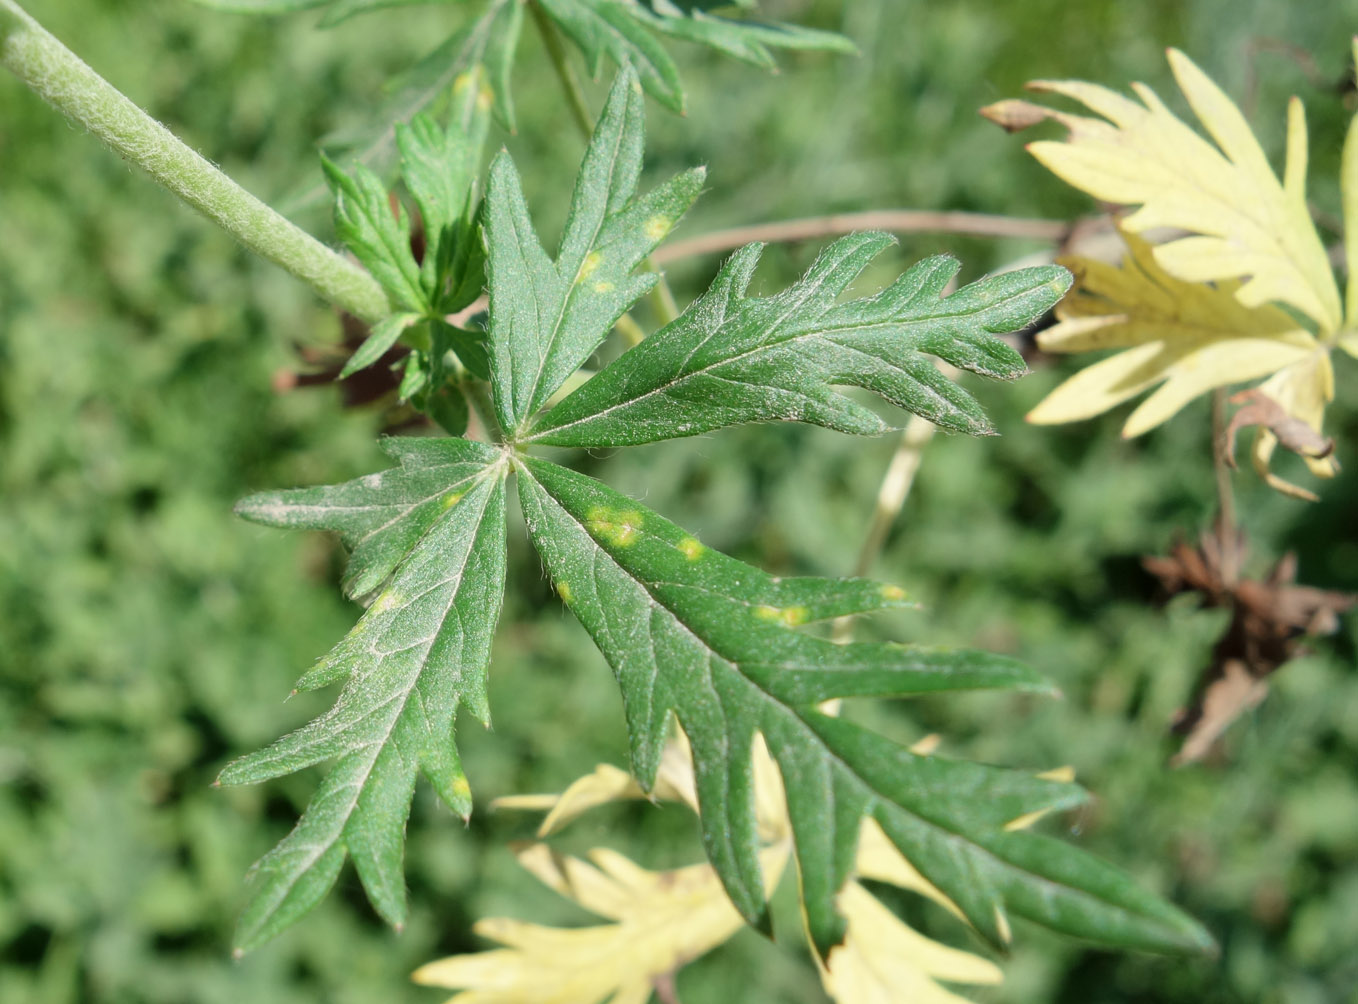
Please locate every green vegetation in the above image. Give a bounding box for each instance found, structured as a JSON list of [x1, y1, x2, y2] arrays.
[[2, 2, 1355, 1002]]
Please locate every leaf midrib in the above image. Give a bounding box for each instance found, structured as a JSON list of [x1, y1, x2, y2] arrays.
[[524, 280, 1032, 442]]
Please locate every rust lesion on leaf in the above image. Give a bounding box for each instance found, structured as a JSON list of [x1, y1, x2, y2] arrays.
[[755, 604, 810, 627], [586, 506, 645, 547]]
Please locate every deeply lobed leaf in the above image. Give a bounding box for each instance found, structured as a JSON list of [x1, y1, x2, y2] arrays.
[[987, 49, 1342, 334], [223, 439, 508, 951], [484, 68, 704, 434], [515, 457, 1210, 956], [323, 154, 426, 314], [527, 237, 1067, 446], [412, 843, 785, 1003], [1026, 229, 1315, 437], [537, 0, 854, 112], [224, 62, 1213, 961]]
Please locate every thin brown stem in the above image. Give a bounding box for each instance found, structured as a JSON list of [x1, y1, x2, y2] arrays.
[[1212, 388, 1239, 587], [651, 210, 1071, 265], [653, 971, 683, 1004]]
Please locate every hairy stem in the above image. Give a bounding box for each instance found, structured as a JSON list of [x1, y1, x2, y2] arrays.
[[651, 210, 1072, 265], [0, 0, 391, 323]]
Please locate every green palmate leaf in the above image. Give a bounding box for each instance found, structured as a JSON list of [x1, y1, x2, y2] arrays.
[[280, 2, 520, 213], [396, 92, 486, 308], [515, 457, 1214, 957], [538, 0, 854, 111], [340, 311, 421, 379], [323, 155, 427, 314], [484, 67, 704, 434], [337, 75, 492, 380], [538, 0, 686, 111], [628, 1, 856, 70], [527, 237, 1069, 447], [223, 438, 508, 951]]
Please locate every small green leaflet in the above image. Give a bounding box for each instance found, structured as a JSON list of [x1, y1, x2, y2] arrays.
[[195, 0, 848, 194], [328, 79, 493, 383], [484, 69, 704, 433], [276, 1, 521, 212], [527, 238, 1071, 446], [323, 154, 426, 314], [515, 457, 1212, 957], [223, 438, 507, 953], [396, 93, 487, 311]]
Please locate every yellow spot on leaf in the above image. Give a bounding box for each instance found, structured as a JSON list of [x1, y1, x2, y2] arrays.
[[756, 605, 809, 627], [879, 584, 908, 602], [644, 215, 671, 241], [592, 281, 614, 293], [451, 775, 471, 800], [556, 581, 573, 604], [1037, 765, 1076, 784], [678, 537, 704, 561], [371, 590, 402, 614], [577, 250, 603, 282], [442, 491, 465, 510], [586, 507, 644, 547]]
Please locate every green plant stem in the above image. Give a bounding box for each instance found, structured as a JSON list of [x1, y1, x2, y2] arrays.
[[615, 313, 647, 347], [0, 0, 391, 324], [528, 0, 592, 136], [832, 414, 936, 645], [463, 379, 502, 443], [645, 260, 681, 325]]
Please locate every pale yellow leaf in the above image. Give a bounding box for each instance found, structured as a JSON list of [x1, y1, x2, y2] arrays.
[[1027, 230, 1314, 433], [854, 817, 964, 918], [817, 883, 1002, 1004], [1024, 50, 1340, 332], [491, 729, 699, 836], [413, 843, 788, 1004], [1343, 39, 1358, 335], [1250, 350, 1338, 500]]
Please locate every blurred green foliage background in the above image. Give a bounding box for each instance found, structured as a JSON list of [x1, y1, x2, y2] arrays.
[[2, 1, 1357, 1002]]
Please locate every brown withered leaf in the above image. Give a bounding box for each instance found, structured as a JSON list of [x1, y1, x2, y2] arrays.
[[1144, 527, 1355, 765]]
